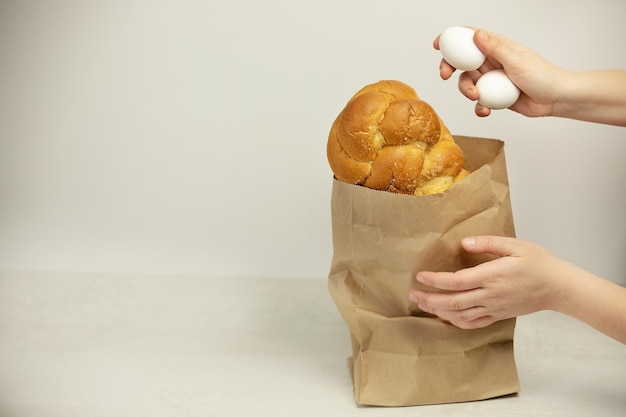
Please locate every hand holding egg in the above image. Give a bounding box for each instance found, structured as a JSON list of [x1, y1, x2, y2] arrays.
[[438, 26, 521, 110]]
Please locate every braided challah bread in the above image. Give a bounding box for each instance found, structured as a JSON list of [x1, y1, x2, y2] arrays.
[[327, 80, 470, 196]]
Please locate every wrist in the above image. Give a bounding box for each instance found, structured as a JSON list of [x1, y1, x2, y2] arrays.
[[547, 69, 578, 119], [540, 258, 583, 315], [550, 70, 626, 126]]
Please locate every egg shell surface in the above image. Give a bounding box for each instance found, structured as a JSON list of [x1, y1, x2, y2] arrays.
[[476, 69, 521, 109], [439, 27, 486, 71]]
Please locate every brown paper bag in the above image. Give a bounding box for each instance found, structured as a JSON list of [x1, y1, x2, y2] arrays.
[[328, 136, 520, 406]]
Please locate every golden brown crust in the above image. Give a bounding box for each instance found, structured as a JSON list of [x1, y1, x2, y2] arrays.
[[364, 144, 424, 193], [327, 80, 470, 195]]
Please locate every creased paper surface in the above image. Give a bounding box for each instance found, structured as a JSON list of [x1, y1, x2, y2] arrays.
[[328, 136, 520, 406]]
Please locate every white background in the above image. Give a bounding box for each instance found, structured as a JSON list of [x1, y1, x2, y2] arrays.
[[1, 0, 625, 283]]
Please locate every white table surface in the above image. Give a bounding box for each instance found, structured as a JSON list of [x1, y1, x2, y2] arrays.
[[1, 270, 625, 417]]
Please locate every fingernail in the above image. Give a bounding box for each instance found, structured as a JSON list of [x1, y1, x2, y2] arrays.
[[476, 30, 488, 42], [416, 275, 425, 284], [408, 293, 418, 304], [418, 302, 430, 313], [463, 237, 476, 247], [468, 87, 478, 101]]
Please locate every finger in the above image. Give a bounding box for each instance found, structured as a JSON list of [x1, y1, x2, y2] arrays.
[[453, 314, 498, 330], [416, 270, 481, 292], [473, 30, 517, 67], [419, 303, 495, 329], [462, 235, 520, 257], [475, 103, 492, 117], [477, 57, 500, 74], [458, 71, 480, 100], [439, 58, 456, 80], [410, 288, 483, 312], [433, 34, 441, 50]]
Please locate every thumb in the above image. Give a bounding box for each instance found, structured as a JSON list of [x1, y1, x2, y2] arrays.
[[473, 30, 519, 68], [461, 235, 520, 257]]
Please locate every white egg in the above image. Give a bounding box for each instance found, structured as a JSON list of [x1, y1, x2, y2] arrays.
[[439, 27, 486, 71], [476, 69, 521, 109]]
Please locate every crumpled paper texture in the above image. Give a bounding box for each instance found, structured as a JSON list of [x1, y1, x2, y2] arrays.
[[328, 136, 520, 406]]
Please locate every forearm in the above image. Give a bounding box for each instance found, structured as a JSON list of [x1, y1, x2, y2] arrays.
[[551, 264, 626, 344], [553, 70, 626, 126]]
